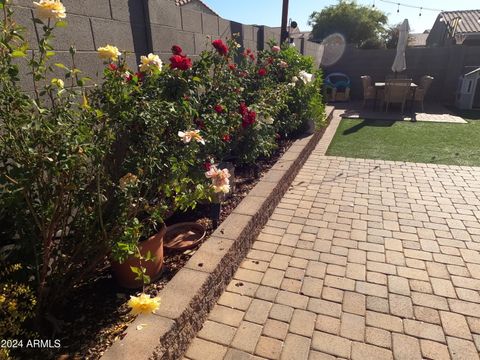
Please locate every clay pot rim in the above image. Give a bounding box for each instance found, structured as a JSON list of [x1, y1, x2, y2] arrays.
[[164, 222, 206, 251], [140, 223, 167, 244]]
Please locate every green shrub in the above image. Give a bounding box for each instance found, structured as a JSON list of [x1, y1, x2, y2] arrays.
[[0, 0, 325, 341]]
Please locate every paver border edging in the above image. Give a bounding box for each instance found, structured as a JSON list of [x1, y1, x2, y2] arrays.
[[101, 106, 335, 360]]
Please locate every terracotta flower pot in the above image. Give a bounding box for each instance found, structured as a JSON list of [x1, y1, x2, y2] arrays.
[[164, 222, 206, 252], [111, 225, 166, 289]]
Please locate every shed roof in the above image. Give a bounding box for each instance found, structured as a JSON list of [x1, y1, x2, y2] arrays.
[[440, 10, 480, 34], [465, 67, 480, 77]]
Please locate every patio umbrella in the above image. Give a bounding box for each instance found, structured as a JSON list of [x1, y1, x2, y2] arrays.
[[391, 19, 410, 73]]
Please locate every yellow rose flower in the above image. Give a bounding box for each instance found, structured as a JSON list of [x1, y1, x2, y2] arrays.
[[127, 293, 161, 315], [33, 0, 66, 20], [139, 53, 163, 73], [8, 300, 17, 312], [97, 45, 121, 62], [51, 78, 64, 88]]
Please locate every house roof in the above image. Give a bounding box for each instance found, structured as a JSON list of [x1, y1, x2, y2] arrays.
[[440, 10, 480, 34], [174, 0, 219, 16], [408, 33, 428, 47]]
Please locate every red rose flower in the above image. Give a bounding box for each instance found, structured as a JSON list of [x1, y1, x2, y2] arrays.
[[108, 63, 118, 71], [214, 104, 224, 114], [242, 110, 256, 128], [238, 102, 248, 116], [267, 57, 274, 65], [171, 45, 183, 55], [182, 56, 193, 69], [228, 63, 237, 70], [124, 73, 133, 82], [258, 68, 267, 77], [170, 54, 192, 70], [212, 39, 229, 56], [203, 162, 212, 171], [249, 53, 255, 61], [222, 134, 232, 142], [246, 48, 252, 54], [247, 110, 256, 124], [170, 55, 183, 69]]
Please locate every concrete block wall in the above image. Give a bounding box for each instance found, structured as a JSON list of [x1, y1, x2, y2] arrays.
[[324, 44, 480, 104], [10, 0, 323, 84]]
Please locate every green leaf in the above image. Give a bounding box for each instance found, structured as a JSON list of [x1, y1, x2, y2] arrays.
[[7, 66, 19, 77], [54, 63, 68, 70], [46, 51, 56, 58], [55, 20, 68, 28], [11, 50, 26, 58], [192, 76, 202, 83]]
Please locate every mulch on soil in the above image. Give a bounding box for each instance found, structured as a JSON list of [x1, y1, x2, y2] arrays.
[[42, 138, 294, 360]]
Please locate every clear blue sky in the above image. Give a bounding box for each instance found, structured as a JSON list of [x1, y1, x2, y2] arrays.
[[203, 0, 476, 34]]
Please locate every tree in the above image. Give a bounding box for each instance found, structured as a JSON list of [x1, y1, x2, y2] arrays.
[[309, 0, 388, 48], [385, 23, 401, 49]]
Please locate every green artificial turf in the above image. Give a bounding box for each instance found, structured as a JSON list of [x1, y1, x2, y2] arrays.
[[326, 115, 480, 166]]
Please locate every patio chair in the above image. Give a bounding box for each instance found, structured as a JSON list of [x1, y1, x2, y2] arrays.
[[412, 75, 434, 112], [361, 75, 375, 108], [384, 78, 412, 113]]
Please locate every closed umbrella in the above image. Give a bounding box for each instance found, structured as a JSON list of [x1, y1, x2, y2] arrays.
[[391, 19, 410, 73]]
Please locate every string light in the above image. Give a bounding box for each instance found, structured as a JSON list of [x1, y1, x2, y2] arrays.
[[378, 0, 444, 13]]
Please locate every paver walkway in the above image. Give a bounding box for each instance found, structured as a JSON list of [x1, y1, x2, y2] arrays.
[[185, 111, 480, 360]]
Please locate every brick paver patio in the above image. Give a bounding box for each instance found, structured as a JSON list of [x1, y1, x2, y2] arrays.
[[185, 111, 480, 360]]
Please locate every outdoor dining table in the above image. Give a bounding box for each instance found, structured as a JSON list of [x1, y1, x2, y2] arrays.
[[374, 82, 418, 111]]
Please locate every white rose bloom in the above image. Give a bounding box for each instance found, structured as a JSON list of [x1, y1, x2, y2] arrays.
[[139, 53, 162, 73], [214, 184, 230, 194], [263, 116, 274, 125], [299, 71, 313, 84], [197, 85, 206, 95]]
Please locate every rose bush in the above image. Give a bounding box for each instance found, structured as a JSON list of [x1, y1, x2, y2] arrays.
[[88, 47, 211, 276], [0, 0, 324, 350]]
